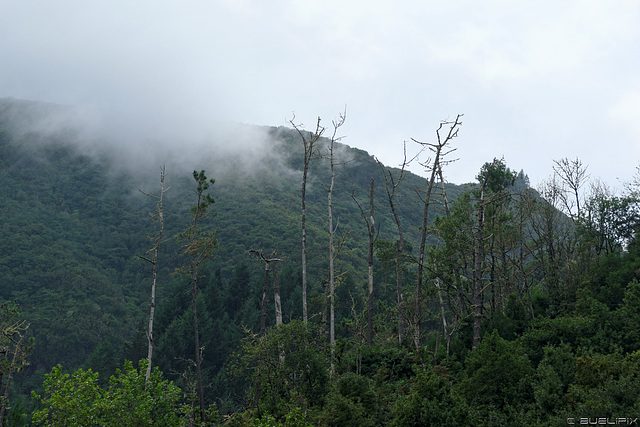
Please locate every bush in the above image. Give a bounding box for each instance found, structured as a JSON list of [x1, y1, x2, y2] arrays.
[[32, 359, 182, 426]]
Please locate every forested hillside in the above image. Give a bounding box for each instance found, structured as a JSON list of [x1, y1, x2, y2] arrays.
[[1, 98, 640, 425]]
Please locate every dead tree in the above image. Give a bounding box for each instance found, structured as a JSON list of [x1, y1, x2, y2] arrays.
[[377, 145, 417, 345], [435, 162, 455, 361], [273, 254, 283, 326], [325, 110, 347, 371], [552, 157, 589, 218], [138, 165, 169, 382], [250, 249, 286, 337], [352, 178, 377, 346], [290, 115, 325, 323], [411, 115, 461, 351]]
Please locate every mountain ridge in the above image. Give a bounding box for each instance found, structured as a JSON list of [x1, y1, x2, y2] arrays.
[[0, 97, 469, 397]]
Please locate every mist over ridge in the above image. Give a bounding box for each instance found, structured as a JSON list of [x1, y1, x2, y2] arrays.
[[1, 97, 371, 188]]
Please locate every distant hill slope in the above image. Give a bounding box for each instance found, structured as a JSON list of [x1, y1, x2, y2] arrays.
[[0, 97, 469, 395]]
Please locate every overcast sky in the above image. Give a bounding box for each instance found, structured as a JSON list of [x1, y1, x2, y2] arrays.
[[1, 0, 639, 189]]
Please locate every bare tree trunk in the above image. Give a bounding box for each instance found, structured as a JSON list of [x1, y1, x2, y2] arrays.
[[378, 153, 412, 345], [394, 219, 405, 345], [328, 145, 335, 372], [250, 249, 285, 335], [472, 184, 486, 350], [412, 115, 461, 352], [435, 167, 454, 362], [326, 110, 346, 373], [367, 178, 375, 346], [352, 177, 376, 346], [290, 116, 324, 324], [273, 253, 282, 326], [138, 166, 168, 382], [260, 260, 270, 337], [301, 168, 309, 324], [435, 277, 450, 360]]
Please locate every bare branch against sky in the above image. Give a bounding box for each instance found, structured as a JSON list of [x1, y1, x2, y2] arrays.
[[1, 0, 638, 187]]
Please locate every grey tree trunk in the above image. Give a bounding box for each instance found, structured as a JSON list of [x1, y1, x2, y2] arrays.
[[260, 260, 270, 337], [328, 130, 336, 372], [273, 254, 282, 326], [413, 115, 461, 351], [367, 178, 375, 346], [290, 116, 324, 324], [472, 184, 486, 350], [378, 157, 409, 345], [138, 166, 168, 382]]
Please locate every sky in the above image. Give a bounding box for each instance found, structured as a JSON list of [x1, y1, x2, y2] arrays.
[[1, 0, 639, 190]]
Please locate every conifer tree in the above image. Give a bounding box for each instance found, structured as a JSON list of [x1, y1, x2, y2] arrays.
[[178, 170, 217, 424]]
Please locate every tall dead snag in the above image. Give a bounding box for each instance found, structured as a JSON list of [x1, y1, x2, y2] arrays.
[[273, 253, 283, 326], [434, 163, 456, 362], [377, 145, 416, 345], [290, 115, 325, 324], [138, 165, 169, 382], [250, 249, 286, 337], [411, 115, 461, 351], [325, 110, 347, 372], [178, 170, 217, 424], [352, 178, 377, 346]]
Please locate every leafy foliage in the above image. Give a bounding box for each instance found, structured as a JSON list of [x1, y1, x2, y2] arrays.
[[31, 359, 182, 426]]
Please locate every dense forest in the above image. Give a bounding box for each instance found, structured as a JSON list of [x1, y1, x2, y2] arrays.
[[1, 98, 640, 425]]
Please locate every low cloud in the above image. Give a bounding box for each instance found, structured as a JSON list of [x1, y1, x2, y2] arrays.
[[0, 98, 296, 186]]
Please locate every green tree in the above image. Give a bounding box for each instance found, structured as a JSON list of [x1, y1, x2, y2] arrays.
[[579, 191, 640, 256], [178, 169, 218, 424], [563, 352, 640, 418], [32, 359, 182, 426], [393, 367, 472, 427], [532, 343, 575, 420], [458, 330, 533, 413], [83, 339, 118, 388], [233, 320, 329, 419]]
